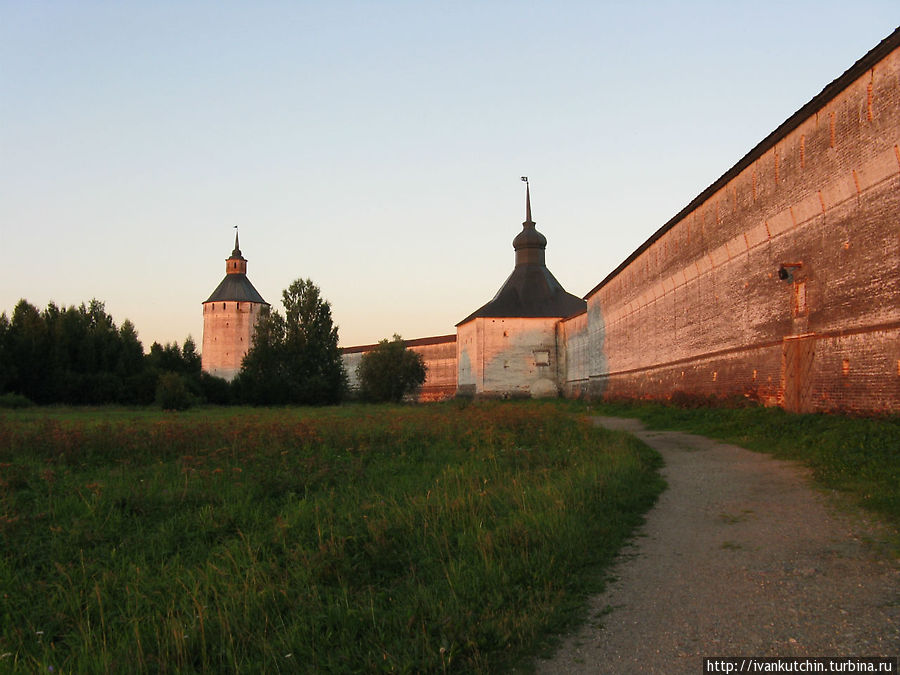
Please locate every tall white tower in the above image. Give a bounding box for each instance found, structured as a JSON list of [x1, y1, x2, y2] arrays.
[[201, 231, 269, 381]]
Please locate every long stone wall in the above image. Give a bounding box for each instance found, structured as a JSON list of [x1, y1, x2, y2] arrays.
[[339, 29, 899, 414], [574, 30, 900, 413]]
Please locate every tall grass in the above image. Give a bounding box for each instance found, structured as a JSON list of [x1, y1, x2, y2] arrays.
[[591, 400, 900, 527], [0, 401, 663, 672]]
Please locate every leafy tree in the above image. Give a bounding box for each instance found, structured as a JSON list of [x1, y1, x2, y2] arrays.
[[117, 320, 145, 377], [236, 278, 346, 405], [6, 300, 51, 402], [43, 300, 125, 403], [0, 313, 10, 394], [233, 307, 290, 404], [181, 336, 201, 374], [357, 335, 427, 403]]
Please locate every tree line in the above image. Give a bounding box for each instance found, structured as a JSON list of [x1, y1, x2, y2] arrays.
[[0, 279, 426, 408], [0, 298, 209, 406]]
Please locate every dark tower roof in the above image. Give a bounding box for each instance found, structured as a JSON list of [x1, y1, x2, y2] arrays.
[[203, 229, 269, 305], [457, 181, 586, 325], [205, 276, 268, 304]]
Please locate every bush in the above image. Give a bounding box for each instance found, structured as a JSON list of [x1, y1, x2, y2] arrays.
[[357, 335, 426, 402], [200, 371, 232, 405], [0, 392, 34, 408], [155, 373, 195, 411]]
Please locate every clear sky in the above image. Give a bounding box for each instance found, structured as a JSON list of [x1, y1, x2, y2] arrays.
[[2, 2, 898, 349]]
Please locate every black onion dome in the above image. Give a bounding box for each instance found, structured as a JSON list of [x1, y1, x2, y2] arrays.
[[513, 222, 547, 250]]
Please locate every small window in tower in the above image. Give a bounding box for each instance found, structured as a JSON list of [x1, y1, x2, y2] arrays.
[[223, 303, 226, 310], [533, 350, 550, 366]]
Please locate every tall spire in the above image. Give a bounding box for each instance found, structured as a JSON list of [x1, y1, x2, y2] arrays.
[[232, 226, 241, 256], [513, 177, 547, 266], [522, 176, 534, 225]]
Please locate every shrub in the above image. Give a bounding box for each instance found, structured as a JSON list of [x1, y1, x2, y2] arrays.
[[357, 335, 426, 402], [0, 392, 34, 408], [200, 371, 232, 405], [155, 372, 195, 411]]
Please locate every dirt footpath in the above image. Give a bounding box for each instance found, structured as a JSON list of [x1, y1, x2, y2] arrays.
[[536, 417, 900, 674]]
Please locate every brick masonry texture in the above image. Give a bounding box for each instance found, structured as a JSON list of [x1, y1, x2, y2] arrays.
[[575, 35, 900, 413]]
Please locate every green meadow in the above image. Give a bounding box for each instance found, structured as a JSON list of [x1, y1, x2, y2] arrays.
[[0, 401, 663, 673]]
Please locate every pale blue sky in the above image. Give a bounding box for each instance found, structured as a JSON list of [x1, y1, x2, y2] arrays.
[[2, 2, 897, 348]]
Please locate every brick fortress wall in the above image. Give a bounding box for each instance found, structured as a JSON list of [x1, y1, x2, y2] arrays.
[[338, 30, 899, 413], [571, 33, 899, 413]]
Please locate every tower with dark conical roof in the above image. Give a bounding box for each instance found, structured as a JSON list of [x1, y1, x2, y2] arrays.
[[456, 180, 586, 397], [201, 229, 269, 381]]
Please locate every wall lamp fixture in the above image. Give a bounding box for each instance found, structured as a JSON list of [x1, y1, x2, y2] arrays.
[[778, 261, 803, 281]]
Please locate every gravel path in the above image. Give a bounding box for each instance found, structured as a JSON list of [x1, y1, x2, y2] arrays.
[[536, 416, 900, 674]]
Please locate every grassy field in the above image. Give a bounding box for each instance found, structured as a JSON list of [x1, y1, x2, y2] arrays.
[[589, 400, 900, 529], [0, 401, 663, 673]]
